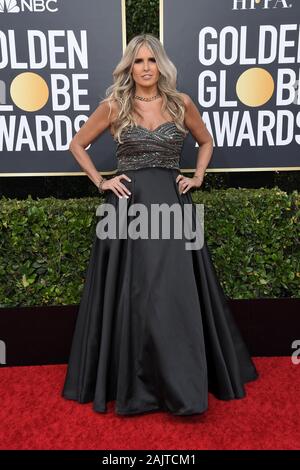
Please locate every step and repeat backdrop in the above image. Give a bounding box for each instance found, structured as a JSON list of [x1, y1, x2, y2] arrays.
[[0, 0, 125, 175], [0, 0, 299, 175], [162, 0, 300, 171]]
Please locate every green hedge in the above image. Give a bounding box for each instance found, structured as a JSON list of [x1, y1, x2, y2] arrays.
[[126, 0, 159, 41], [0, 188, 299, 307]]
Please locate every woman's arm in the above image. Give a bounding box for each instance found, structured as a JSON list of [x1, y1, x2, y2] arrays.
[[69, 100, 114, 187], [181, 92, 214, 179]]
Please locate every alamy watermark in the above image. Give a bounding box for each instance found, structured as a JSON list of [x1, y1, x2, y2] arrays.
[[0, 340, 6, 365], [95, 200, 205, 251], [291, 339, 300, 365]]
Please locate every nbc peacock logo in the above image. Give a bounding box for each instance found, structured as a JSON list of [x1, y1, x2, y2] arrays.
[[0, 0, 20, 13]]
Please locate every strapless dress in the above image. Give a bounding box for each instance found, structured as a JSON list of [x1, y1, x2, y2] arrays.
[[61, 121, 258, 416]]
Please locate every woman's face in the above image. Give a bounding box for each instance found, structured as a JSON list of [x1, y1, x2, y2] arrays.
[[131, 44, 160, 88]]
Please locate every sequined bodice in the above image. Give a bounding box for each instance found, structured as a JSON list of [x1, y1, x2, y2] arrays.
[[116, 121, 185, 171]]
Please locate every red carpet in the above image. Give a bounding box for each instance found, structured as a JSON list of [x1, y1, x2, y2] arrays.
[[0, 358, 299, 450]]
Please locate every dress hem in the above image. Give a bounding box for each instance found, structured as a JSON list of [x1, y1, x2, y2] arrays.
[[62, 369, 258, 417]]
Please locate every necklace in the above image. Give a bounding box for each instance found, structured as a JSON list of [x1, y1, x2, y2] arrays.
[[134, 93, 160, 102]]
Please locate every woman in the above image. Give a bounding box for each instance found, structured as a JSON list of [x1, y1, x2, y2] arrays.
[[62, 33, 258, 416]]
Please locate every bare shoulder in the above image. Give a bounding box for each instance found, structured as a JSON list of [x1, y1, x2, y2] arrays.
[[178, 92, 193, 110], [178, 92, 213, 144], [98, 98, 119, 123], [98, 98, 120, 136]]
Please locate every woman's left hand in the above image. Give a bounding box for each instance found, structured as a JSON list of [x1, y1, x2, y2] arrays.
[[176, 174, 204, 195]]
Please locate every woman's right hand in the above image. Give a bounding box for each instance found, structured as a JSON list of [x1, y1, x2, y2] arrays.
[[101, 174, 132, 199]]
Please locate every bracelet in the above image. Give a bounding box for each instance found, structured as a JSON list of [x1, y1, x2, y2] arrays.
[[193, 174, 204, 180], [97, 177, 107, 194]]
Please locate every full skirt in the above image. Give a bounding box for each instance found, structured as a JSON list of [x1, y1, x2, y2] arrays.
[[62, 167, 258, 416]]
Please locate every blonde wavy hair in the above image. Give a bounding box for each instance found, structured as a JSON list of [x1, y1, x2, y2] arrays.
[[99, 33, 188, 144]]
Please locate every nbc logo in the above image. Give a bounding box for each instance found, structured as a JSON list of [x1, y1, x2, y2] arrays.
[[0, 0, 58, 13]]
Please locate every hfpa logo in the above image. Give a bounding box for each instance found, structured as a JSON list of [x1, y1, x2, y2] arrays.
[[0, 0, 58, 13], [232, 0, 292, 10]]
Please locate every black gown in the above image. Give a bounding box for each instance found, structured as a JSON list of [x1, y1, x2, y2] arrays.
[[62, 121, 258, 416]]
